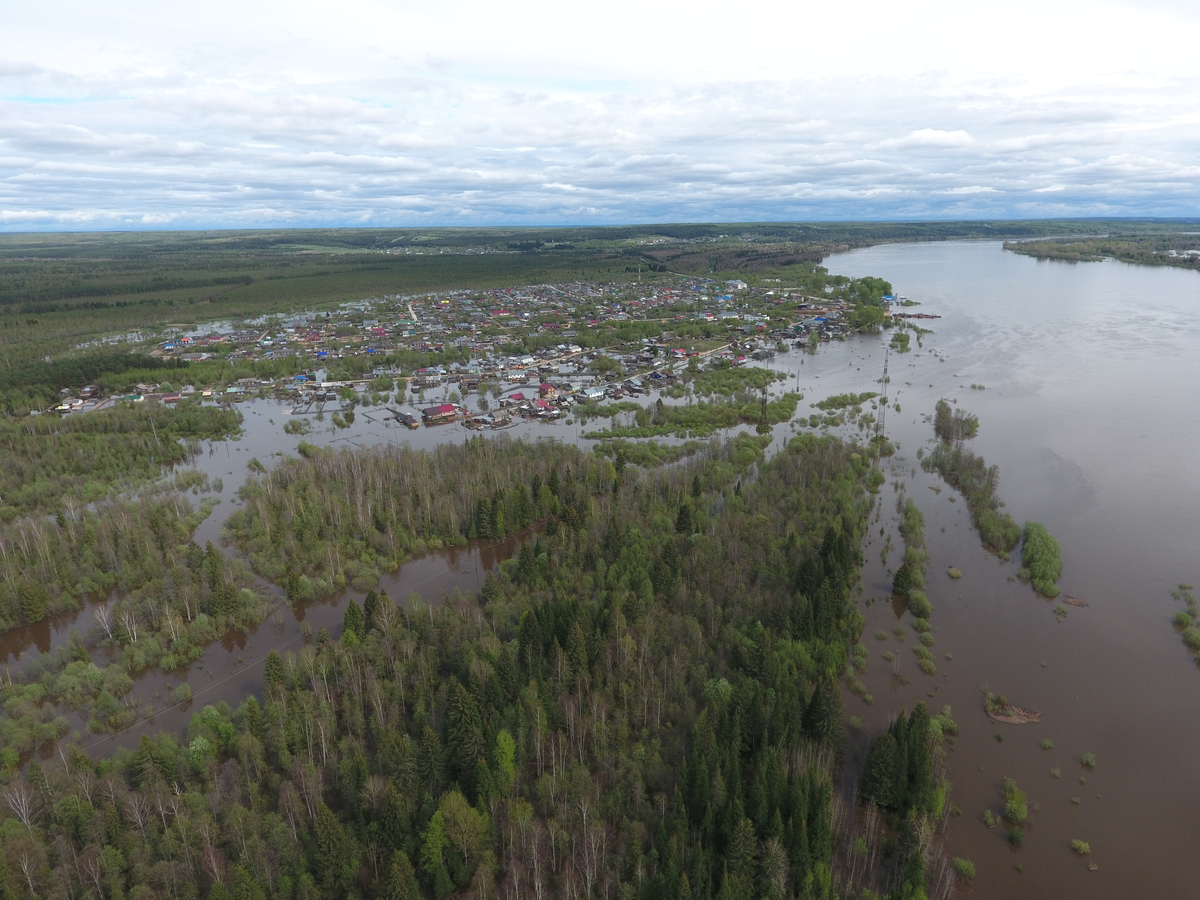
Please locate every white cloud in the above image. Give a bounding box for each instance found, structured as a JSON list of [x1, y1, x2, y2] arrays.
[[880, 130, 975, 150], [1, 0, 1199, 226]]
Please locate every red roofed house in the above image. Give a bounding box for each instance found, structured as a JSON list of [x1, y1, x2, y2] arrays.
[[422, 403, 459, 424]]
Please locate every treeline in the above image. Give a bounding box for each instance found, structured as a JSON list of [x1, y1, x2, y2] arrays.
[[0, 403, 240, 518], [224, 437, 603, 599], [0, 430, 952, 900], [1004, 233, 1200, 269], [922, 401, 1019, 556], [0, 350, 176, 414], [0, 493, 230, 630]]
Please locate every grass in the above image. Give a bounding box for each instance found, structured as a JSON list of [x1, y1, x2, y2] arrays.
[[1051, 767, 1061, 778], [1041, 739, 1055, 750]]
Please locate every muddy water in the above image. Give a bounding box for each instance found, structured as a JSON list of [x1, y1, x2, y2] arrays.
[[810, 241, 1200, 900]]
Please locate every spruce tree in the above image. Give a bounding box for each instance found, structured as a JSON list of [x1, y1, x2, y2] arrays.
[[343, 599, 364, 637]]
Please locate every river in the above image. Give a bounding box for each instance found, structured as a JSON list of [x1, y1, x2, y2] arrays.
[[9, 240, 1199, 897], [814, 240, 1200, 900]]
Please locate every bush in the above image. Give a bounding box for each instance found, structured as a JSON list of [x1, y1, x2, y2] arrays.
[[1071, 839, 1091, 856], [1009, 827, 1024, 847], [1041, 739, 1054, 750], [952, 858, 976, 880], [1182, 627, 1200, 651], [1003, 778, 1028, 824], [1081, 752, 1096, 768], [907, 590, 932, 619], [1021, 521, 1063, 597]]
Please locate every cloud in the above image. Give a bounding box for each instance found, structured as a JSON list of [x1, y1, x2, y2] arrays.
[[880, 129, 975, 150], [1, 1, 1200, 226]]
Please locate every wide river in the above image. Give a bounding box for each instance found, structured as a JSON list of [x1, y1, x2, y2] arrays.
[[6, 240, 1198, 898], [819, 240, 1200, 900]]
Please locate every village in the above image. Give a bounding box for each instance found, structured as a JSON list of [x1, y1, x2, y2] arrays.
[[49, 274, 904, 427]]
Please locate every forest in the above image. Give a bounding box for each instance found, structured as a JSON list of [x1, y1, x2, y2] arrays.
[[1004, 233, 1200, 269], [0, 403, 240, 519], [0, 427, 962, 900]]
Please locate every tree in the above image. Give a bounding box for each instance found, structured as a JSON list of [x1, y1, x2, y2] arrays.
[[386, 850, 421, 900], [445, 682, 484, 788], [438, 790, 489, 883], [858, 733, 900, 810], [315, 803, 355, 893], [803, 680, 844, 751], [343, 599, 363, 637], [420, 810, 454, 898], [263, 650, 286, 693]]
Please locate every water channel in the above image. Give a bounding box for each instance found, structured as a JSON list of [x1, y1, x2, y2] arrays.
[[7, 239, 1199, 898]]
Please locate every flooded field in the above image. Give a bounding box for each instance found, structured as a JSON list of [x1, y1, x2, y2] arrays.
[[8, 240, 1197, 897]]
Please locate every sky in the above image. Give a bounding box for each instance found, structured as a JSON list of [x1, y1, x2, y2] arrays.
[[2, 0, 1199, 229]]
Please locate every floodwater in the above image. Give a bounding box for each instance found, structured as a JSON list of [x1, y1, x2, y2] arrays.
[[811, 241, 1200, 900], [12, 240, 1198, 897]]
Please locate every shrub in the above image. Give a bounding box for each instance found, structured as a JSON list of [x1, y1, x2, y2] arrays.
[[1003, 778, 1028, 824], [907, 590, 932, 619], [1071, 839, 1091, 856], [1008, 827, 1025, 847], [952, 858, 976, 880], [1041, 739, 1055, 750], [875, 630, 889, 641], [948, 567, 963, 579], [1081, 753, 1096, 768], [1172, 610, 1193, 627], [1021, 521, 1062, 597], [1182, 627, 1200, 651], [982, 810, 998, 828], [920, 632, 936, 647]]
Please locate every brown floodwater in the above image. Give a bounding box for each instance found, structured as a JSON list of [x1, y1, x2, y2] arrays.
[[813, 241, 1200, 900], [18, 240, 1198, 897]]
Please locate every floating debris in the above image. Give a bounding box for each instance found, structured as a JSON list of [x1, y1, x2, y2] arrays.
[[1063, 595, 1088, 608], [983, 688, 1041, 723]]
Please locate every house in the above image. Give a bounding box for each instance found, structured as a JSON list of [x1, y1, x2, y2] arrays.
[[539, 383, 558, 399], [395, 412, 420, 428], [725, 280, 748, 291], [422, 403, 460, 424]]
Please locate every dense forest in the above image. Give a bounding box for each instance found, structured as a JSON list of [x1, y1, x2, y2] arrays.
[[0, 430, 960, 900]]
